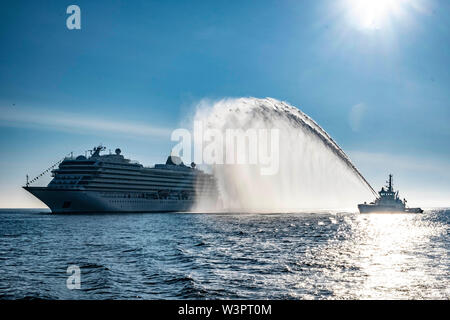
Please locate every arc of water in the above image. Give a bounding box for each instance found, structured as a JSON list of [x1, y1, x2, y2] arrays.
[[259, 98, 378, 198]]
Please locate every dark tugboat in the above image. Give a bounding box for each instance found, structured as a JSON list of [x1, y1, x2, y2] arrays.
[[358, 174, 423, 213]]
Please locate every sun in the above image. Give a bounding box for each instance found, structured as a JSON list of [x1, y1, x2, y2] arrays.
[[344, 0, 406, 30]]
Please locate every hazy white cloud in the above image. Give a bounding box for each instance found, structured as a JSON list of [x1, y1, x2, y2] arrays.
[[348, 103, 366, 132], [0, 106, 172, 139], [349, 151, 450, 177]]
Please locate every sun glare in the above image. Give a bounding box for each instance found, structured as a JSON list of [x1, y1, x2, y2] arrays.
[[344, 0, 406, 30]]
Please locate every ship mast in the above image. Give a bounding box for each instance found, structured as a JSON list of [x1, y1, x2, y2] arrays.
[[388, 174, 393, 192]]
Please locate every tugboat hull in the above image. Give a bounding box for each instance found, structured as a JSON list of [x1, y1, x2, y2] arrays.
[[358, 204, 406, 213], [358, 204, 423, 213], [405, 207, 424, 213]]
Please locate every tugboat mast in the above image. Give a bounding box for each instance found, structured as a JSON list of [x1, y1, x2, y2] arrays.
[[387, 174, 393, 192]]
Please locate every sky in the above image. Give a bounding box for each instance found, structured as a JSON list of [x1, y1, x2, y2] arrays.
[[0, 0, 449, 208]]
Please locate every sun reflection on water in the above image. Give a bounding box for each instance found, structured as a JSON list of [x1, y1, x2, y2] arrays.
[[187, 210, 449, 299], [347, 213, 448, 299]]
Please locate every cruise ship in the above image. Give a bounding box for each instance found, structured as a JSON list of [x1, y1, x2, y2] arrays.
[[24, 146, 219, 213]]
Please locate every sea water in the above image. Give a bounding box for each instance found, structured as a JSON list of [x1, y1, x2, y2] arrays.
[[0, 209, 448, 299]]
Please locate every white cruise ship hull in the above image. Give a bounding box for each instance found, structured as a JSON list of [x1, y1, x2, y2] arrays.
[[24, 187, 195, 213]]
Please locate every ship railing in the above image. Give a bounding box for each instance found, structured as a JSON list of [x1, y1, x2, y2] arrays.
[[26, 152, 72, 186]]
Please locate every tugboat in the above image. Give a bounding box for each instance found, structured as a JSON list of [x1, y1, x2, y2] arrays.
[[358, 174, 423, 213]]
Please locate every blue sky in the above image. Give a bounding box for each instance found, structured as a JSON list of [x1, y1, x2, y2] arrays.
[[0, 0, 449, 207]]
